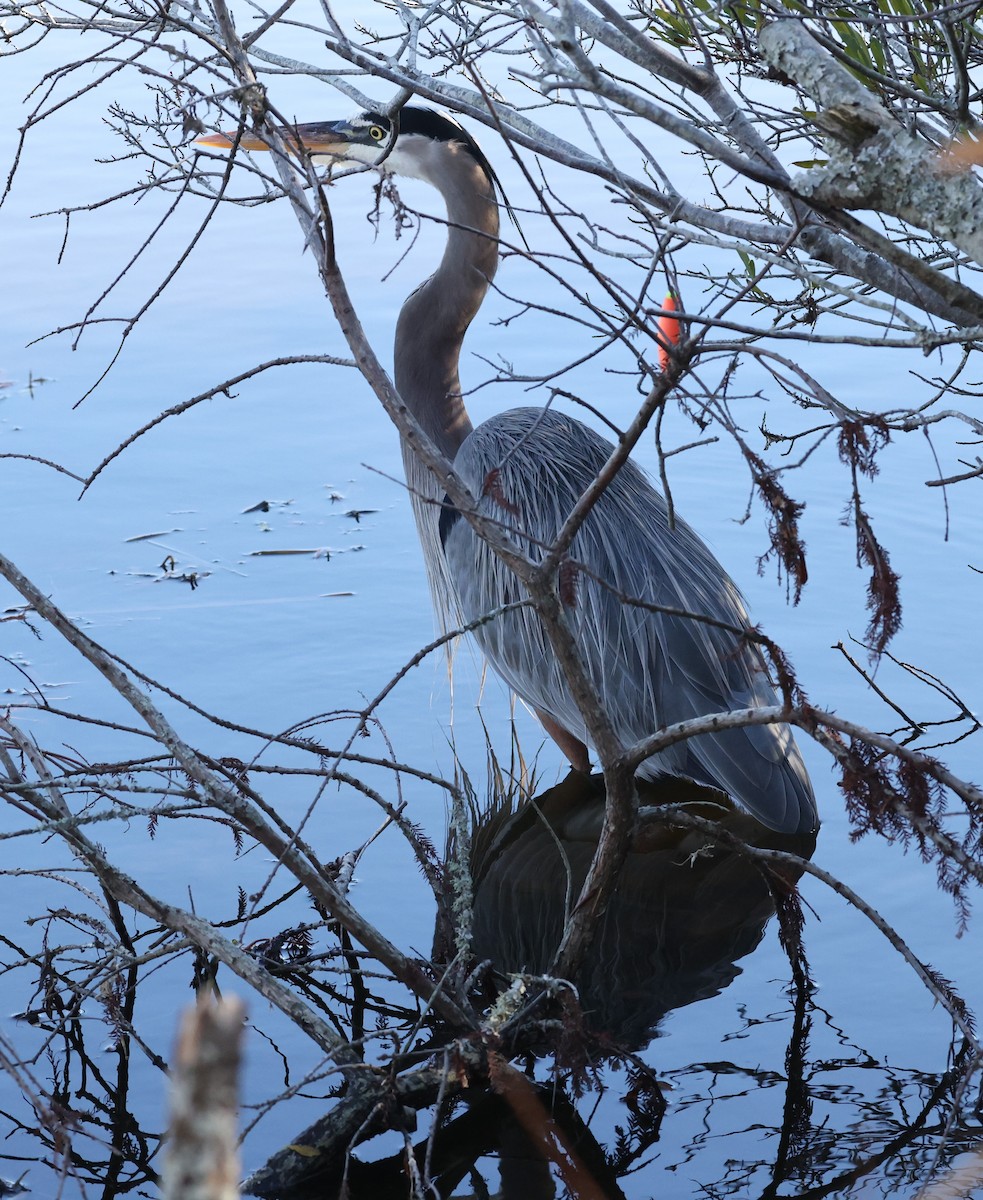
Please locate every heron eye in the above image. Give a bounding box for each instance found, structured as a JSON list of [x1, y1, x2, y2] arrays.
[[369, 125, 385, 141]]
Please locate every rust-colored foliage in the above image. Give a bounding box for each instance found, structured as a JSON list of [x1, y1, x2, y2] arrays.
[[839, 739, 981, 930], [854, 507, 902, 656], [837, 417, 890, 479], [837, 418, 902, 655], [749, 452, 808, 602], [839, 738, 900, 835], [405, 819, 444, 891], [483, 468, 521, 516], [757, 628, 808, 711], [98, 969, 128, 1049], [772, 885, 811, 995]]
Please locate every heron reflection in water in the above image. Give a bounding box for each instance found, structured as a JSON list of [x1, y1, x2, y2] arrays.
[[462, 770, 816, 1049], [199, 105, 818, 837]]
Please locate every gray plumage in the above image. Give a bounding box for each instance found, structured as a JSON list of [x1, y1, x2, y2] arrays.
[[303, 105, 818, 836], [443, 408, 815, 833]]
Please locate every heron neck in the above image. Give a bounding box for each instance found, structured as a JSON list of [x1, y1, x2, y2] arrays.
[[393, 150, 499, 633], [394, 156, 500, 460]]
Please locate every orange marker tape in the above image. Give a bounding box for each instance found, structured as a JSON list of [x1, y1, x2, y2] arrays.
[[657, 293, 680, 372]]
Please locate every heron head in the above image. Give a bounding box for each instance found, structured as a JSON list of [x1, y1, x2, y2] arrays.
[[196, 105, 495, 189]]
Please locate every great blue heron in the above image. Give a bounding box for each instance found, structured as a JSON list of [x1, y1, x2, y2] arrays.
[[200, 106, 818, 836]]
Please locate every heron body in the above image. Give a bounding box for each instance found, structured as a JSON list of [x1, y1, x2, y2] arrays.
[[204, 106, 818, 836], [442, 406, 814, 833]]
